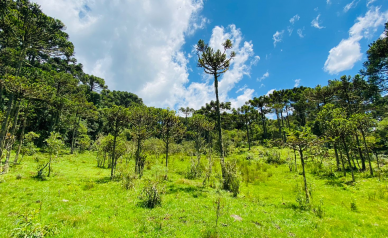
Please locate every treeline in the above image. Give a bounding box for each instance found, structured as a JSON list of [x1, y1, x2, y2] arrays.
[[1, 0, 388, 193]]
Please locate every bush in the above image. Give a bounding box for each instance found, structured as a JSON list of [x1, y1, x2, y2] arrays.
[[141, 180, 164, 208], [122, 173, 137, 190], [265, 150, 285, 164], [186, 158, 203, 179], [222, 161, 240, 197]]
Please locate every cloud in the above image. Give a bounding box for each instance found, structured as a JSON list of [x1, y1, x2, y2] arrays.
[[344, 0, 359, 13], [273, 30, 284, 47], [230, 88, 255, 109], [258, 71, 269, 81], [297, 28, 305, 38], [314, 7, 319, 11], [367, 0, 377, 7], [179, 24, 258, 109], [236, 84, 248, 93], [327, 0, 331, 5], [290, 15, 300, 25], [324, 7, 388, 74], [287, 26, 294, 36], [259, 83, 265, 88], [266, 89, 275, 97], [294, 79, 301, 87], [32, 0, 210, 109], [311, 14, 325, 29]]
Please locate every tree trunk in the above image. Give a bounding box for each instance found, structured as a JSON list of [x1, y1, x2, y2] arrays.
[[135, 139, 141, 174], [342, 137, 355, 182], [165, 139, 169, 179], [0, 93, 14, 156], [339, 150, 346, 177], [245, 119, 251, 150], [70, 116, 80, 154], [110, 132, 117, 179], [334, 142, 340, 171], [299, 148, 309, 203], [360, 130, 373, 176], [47, 155, 52, 177], [293, 149, 298, 173], [3, 100, 21, 172], [214, 74, 225, 176], [355, 133, 366, 171], [375, 152, 379, 169], [14, 112, 27, 164]]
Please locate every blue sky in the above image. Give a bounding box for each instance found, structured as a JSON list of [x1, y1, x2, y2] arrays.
[[33, 0, 388, 109]]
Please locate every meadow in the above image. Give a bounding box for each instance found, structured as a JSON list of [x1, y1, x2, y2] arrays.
[[1, 147, 388, 238]]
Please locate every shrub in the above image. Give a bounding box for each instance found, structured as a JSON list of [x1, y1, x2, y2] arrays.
[[265, 150, 285, 164], [222, 161, 240, 197], [141, 180, 164, 208], [122, 173, 137, 190], [186, 158, 203, 179]]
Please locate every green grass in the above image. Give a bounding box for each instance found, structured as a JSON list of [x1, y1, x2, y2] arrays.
[[1, 147, 388, 237]]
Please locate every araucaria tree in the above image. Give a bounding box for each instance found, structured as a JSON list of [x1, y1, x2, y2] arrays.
[[196, 38, 235, 176], [287, 127, 318, 203], [158, 109, 185, 178], [129, 105, 156, 177], [188, 114, 214, 165], [103, 105, 131, 179]]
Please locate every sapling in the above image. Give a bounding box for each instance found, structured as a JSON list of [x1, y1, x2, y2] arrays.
[[45, 132, 64, 177]]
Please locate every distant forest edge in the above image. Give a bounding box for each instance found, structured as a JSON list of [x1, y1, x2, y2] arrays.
[[1, 0, 388, 185]]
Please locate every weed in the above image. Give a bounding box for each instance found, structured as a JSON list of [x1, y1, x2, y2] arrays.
[[10, 210, 58, 238], [140, 180, 164, 208], [350, 198, 358, 212]]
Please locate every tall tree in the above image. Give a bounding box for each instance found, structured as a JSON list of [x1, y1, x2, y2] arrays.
[[103, 106, 131, 179], [196, 39, 235, 176]]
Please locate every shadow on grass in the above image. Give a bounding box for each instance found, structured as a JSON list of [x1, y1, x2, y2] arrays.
[[165, 184, 200, 195], [325, 178, 345, 187], [95, 177, 111, 184]]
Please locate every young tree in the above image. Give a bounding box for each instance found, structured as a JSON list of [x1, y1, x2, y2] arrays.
[[103, 106, 131, 179], [196, 39, 235, 175], [287, 127, 317, 203], [129, 105, 156, 176], [351, 114, 376, 176], [158, 109, 185, 178], [45, 132, 64, 177], [188, 114, 214, 165], [238, 105, 257, 150]]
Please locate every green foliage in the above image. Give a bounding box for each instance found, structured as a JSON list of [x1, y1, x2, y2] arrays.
[[140, 180, 164, 208], [222, 161, 240, 197], [10, 210, 58, 238]]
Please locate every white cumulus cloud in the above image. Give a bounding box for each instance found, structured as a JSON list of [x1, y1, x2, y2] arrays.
[[324, 7, 388, 74], [32, 0, 209, 108], [179, 25, 258, 109]]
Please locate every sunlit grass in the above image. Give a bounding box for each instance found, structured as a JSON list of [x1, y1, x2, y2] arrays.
[[1, 147, 388, 237]]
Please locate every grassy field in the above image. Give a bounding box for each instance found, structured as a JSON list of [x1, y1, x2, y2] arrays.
[[1, 147, 388, 237]]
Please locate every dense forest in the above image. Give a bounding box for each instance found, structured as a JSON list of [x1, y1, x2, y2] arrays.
[[1, 1, 388, 237]]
